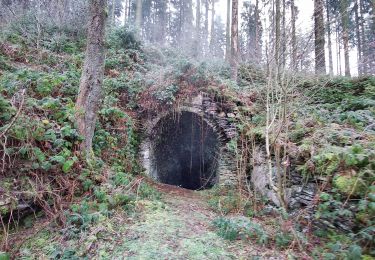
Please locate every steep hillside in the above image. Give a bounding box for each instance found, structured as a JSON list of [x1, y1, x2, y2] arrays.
[[0, 27, 374, 259]]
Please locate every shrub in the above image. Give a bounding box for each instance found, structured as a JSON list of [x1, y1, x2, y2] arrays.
[[0, 93, 15, 122], [43, 33, 85, 54], [312, 237, 365, 260], [67, 200, 101, 232], [138, 183, 161, 200], [207, 186, 243, 214], [0, 55, 15, 71], [275, 232, 293, 249], [289, 127, 308, 143], [212, 217, 269, 245], [112, 171, 131, 186], [333, 175, 366, 197], [153, 85, 179, 105], [107, 26, 141, 50]]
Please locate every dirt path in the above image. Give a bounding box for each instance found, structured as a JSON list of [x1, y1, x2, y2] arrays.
[[113, 183, 285, 259], [13, 182, 288, 259]]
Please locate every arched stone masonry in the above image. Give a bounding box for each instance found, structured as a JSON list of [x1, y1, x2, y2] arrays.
[[140, 93, 238, 189]]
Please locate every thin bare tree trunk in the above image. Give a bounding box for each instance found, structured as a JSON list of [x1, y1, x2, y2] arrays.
[[210, 0, 215, 53], [111, 0, 116, 26], [326, 0, 334, 75], [75, 0, 107, 155], [159, 2, 166, 45], [231, 0, 239, 80], [355, 0, 362, 76], [204, 0, 209, 55], [179, 0, 183, 42], [340, 0, 351, 77], [291, 0, 297, 71], [275, 0, 281, 69], [225, 0, 231, 62], [128, 0, 132, 21], [136, 0, 142, 31], [369, 1, 375, 74], [124, 0, 128, 25], [314, 0, 326, 74], [337, 24, 342, 76], [359, 0, 367, 75], [195, 0, 201, 56], [255, 0, 261, 63], [57, 0, 65, 29], [281, 0, 286, 68], [36, 0, 42, 52], [196, 0, 201, 33]]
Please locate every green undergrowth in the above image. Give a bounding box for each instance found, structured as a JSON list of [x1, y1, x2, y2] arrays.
[[1, 19, 375, 258], [294, 77, 375, 256], [0, 27, 156, 255], [215, 74, 375, 257], [1, 24, 241, 255], [213, 217, 269, 244], [207, 186, 304, 252], [212, 216, 302, 252], [206, 185, 245, 215], [16, 196, 237, 259], [10, 162, 161, 258]]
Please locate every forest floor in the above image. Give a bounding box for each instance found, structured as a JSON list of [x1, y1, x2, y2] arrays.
[[2, 34, 373, 258], [116, 183, 285, 259], [12, 181, 291, 259]]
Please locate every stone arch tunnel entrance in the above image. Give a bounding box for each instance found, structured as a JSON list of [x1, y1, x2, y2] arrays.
[[145, 111, 220, 190]]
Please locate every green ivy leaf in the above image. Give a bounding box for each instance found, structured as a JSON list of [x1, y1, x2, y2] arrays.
[[44, 129, 57, 142], [50, 155, 65, 164], [0, 252, 10, 260], [319, 192, 331, 201], [325, 153, 335, 161], [347, 245, 362, 260], [33, 147, 46, 163], [41, 161, 52, 171], [368, 193, 375, 202], [62, 160, 74, 173]]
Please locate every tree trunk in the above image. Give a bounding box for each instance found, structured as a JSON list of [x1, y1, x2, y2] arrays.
[[75, 0, 107, 155], [314, 0, 326, 74], [196, 0, 201, 30], [231, 0, 239, 80], [326, 0, 334, 75], [281, 0, 286, 68], [195, 0, 201, 32], [124, 0, 128, 25], [291, 0, 297, 71], [359, 0, 367, 75], [195, 0, 201, 56], [275, 0, 281, 69], [111, 0, 116, 26], [210, 0, 215, 53], [179, 0, 183, 42], [225, 0, 231, 62], [354, 0, 362, 76], [340, 0, 351, 77], [159, 2, 167, 45], [185, 0, 194, 35], [128, 0, 132, 22], [336, 24, 342, 76], [370, 0, 375, 74], [255, 0, 261, 63], [57, 0, 65, 29], [204, 0, 209, 55], [36, 0, 42, 52], [136, 0, 142, 31]]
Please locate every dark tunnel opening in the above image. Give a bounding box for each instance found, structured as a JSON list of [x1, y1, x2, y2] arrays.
[[150, 111, 220, 190]]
